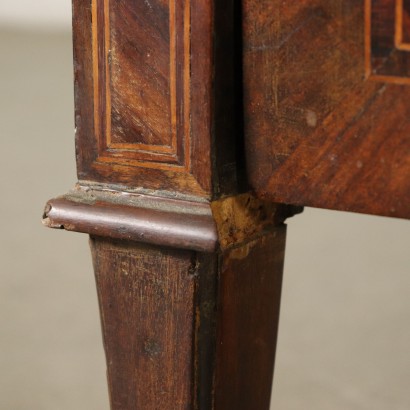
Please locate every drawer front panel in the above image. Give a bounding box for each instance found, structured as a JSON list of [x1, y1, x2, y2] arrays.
[[243, 0, 410, 218]]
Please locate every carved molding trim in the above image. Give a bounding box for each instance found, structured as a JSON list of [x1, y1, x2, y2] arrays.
[[43, 187, 218, 252], [43, 188, 301, 252]]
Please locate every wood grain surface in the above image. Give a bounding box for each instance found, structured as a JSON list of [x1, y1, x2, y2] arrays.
[[89, 222, 287, 409], [214, 227, 286, 410], [243, 0, 410, 218], [72, 0, 241, 199], [91, 239, 197, 409], [108, 0, 175, 148]]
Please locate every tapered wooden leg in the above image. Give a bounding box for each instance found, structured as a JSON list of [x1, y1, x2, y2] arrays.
[[214, 228, 286, 409], [90, 239, 198, 409], [90, 226, 286, 409], [44, 190, 299, 409]]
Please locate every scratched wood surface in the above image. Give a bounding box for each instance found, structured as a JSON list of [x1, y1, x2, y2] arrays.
[[243, 0, 410, 218], [91, 238, 197, 409], [214, 227, 286, 410], [89, 227, 286, 410]]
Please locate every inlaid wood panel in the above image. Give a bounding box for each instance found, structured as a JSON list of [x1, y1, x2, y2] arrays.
[[73, 0, 217, 197], [243, 0, 410, 218], [94, 0, 187, 163], [396, 0, 410, 46], [367, 0, 410, 81]]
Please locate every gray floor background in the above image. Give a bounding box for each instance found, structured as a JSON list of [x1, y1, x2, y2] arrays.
[[1, 28, 409, 409]]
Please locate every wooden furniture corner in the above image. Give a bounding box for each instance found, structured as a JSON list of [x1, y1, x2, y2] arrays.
[[43, 0, 409, 408]]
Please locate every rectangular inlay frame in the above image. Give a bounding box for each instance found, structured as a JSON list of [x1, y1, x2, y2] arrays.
[[395, 0, 410, 49], [365, 0, 410, 84], [91, 0, 192, 169]]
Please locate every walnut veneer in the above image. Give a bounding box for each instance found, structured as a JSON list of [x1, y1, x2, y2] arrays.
[[44, 1, 409, 408]]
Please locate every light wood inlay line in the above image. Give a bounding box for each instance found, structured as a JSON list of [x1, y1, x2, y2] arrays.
[[169, 0, 177, 155], [366, 0, 410, 83], [396, 0, 410, 49], [92, 0, 100, 151], [364, 0, 372, 78], [91, 0, 193, 170], [370, 74, 410, 84], [396, 0, 404, 47], [184, 0, 191, 171], [103, 0, 113, 149]]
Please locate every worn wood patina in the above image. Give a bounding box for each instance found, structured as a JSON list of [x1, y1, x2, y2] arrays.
[[44, 0, 409, 408]]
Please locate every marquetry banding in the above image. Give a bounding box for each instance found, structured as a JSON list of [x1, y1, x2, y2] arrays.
[[365, 0, 410, 84], [91, 0, 191, 168], [395, 0, 410, 49], [364, 0, 372, 78]]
